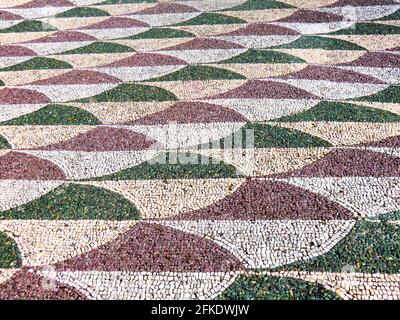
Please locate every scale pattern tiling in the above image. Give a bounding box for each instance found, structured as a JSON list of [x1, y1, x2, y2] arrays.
[[0, 0, 400, 300]]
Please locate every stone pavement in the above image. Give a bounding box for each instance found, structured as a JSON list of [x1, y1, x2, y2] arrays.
[[0, 0, 400, 300]]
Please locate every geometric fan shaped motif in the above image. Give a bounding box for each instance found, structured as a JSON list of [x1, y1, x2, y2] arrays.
[[0, 0, 400, 300]]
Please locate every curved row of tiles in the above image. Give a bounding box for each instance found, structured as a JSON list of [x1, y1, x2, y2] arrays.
[[1, 72, 400, 117], [1, 114, 400, 145], [2, 102, 400, 133], [1, 11, 399, 41], [2, 146, 400, 215], [1, 50, 399, 88], [0, 119, 400, 172], [1, 0, 399, 24], [0, 200, 398, 299], [1, 16, 399, 38], [0, 47, 398, 72], [1, 22, 400, 57], [1, 100, 400, 125], [1, 114, 400, 166], [1, 0, 399, 301], [3, 268, 399, 300], [0, 178, 399, 299]]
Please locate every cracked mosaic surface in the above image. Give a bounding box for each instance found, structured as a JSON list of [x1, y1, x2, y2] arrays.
[[0, 0, 400, 300]]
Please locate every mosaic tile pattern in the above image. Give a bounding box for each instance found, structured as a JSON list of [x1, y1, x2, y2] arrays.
[[0, 0, 400, 300]]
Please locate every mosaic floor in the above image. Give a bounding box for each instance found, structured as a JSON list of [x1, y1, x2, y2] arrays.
[[0, 0, 400, 300]]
